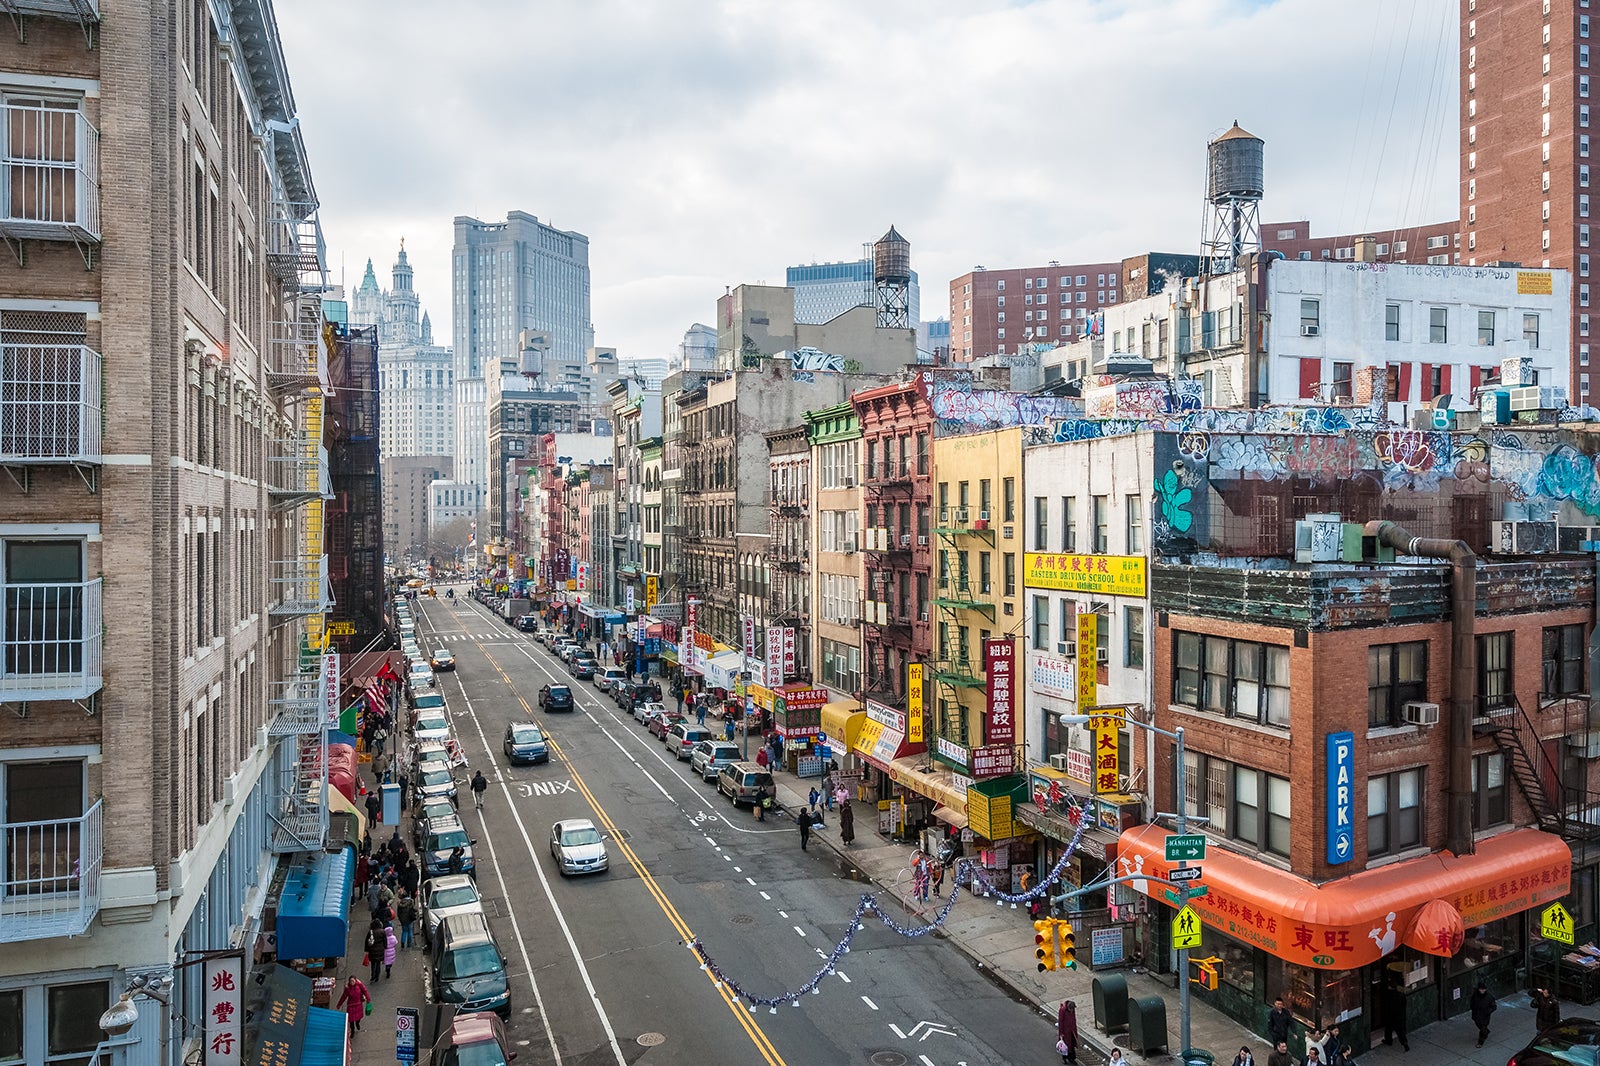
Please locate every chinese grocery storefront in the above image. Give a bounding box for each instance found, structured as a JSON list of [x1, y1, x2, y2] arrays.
[[851, 701, 926, 840], [1115, 825, 1572, 1054]]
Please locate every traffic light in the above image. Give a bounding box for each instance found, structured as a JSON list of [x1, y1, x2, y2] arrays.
[[1034, 918, 1059, 972], [1059, 920, 1077, 969]]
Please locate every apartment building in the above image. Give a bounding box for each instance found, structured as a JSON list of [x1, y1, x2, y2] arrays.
[[948, 261, 1123, 361], [0, 3, 332, 1065], [806, 403, 863, 703], [1263, 218, 1462, 266]]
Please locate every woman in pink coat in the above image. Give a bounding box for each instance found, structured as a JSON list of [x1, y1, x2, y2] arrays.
[[335, 976, 370, 1035], [383, 923, 399, 978]]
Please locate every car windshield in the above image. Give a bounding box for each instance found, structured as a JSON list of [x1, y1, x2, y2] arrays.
[[430, 884, 479, 908], [436, 651, 453, 661], [440, 944, 501, 981], [559, 826, 601, 846], [420, 768, 453, 786], [548, 687, 571, 698], [427, 828, 470, 851], [438, 1040, 508, 1066], [420, 802, 453, 821], [511, 726, 543, 743], [418, 716, 448, 732]]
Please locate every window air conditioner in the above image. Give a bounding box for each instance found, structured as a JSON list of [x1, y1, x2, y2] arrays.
[[918, 535, 929, 546], [1301, 325, 1321, 337], [1096, 647, 1110, 664], [1403, 701, 1440, 727], [1057, 640, 1076, 657], [1049, 754, 1070, 772]]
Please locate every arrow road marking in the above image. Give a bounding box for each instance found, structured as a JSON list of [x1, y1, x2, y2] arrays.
[[890, 1021, 957, 1042]]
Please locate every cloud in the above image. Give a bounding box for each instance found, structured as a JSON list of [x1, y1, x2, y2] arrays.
[[276, 0, 1458, 361]]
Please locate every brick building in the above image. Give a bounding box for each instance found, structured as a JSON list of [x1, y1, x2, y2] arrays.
[[1262, 218, 1463, 265], [948, 260, 1123, 362]]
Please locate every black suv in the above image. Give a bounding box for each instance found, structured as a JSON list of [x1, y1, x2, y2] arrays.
[[515, 615, 538, 632], [539, 684, 574, 712], [616, 680, 662, 708]]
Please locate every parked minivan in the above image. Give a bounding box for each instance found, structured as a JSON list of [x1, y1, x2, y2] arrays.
[[717, 761, 774, 807], [665, 723, 712, 760], [689, 740, 742, 781], [427, 912, 510, 1017]]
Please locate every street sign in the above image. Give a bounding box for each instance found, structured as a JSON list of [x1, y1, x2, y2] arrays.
[[1171, 904, 1203, 950], [1542, 902, 1576, 946], [395, 1007, 418, 1063], [1164, 885, 1209, 905], [1165, 834, 1207, 862], [1169, 866, 1203, 883]]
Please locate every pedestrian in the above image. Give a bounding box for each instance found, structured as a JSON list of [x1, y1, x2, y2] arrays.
[[396, 892, 417, 949], [364, 790, 382, 825], [697, 700, 707, 726], [399, 856, 420, 897], [1266, 1041, 1294, 1066], [1324, 1024, 1347, 1066], [1267, 997, 1293, 1049], [1533, 985, 1561, 1032], [1231, 1047, 1255, 1066], [835, 784, 849, 810], [839, 800, 855, 845], [1303, 1050, 1320, 1066], [676, 688, 684, 714], [353, 852, 369, 902], [753, 786, 767, 821], [387, 827, 404, 860], [1303, 1027, 1329, 1064], [797, 807, 812, 851], [755, 746, 769, 770], [364, 920, 384, 981], [397, 769, 409, 810], [360, 829, 373, 858], [1056, 999, 1078, 1063], [1470, 982, 1497, 1048], [724, 717, 735, 742], [447, 846, 465, 875], [1382, 969, 1411, 1050], [383, 922, 398, 978], [1106, 1050, 1126, 1066], [824, 775, 836, 811], [808, 785, 821, 810], [336, 976, 371, 1036], [471, 769, 488, 811], [933, 853, 947, 897]]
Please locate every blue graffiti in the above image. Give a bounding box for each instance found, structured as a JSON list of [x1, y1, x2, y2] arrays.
[[1537, 444, 1600, 513], [1154, 468, 1194, 533]]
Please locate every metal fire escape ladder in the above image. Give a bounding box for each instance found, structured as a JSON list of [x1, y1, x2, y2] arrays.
[[1475, 696, 1563, 834]]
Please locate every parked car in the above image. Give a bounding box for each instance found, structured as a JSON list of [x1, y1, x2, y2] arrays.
[[556, 641, 584, 663], [419, 815, 476, 877], [420, 874, 483, 948], [538, 684, 574, 712], [535, 626, 558, 645], [430, 647, 456, 671], [427, 912, 510, 1017], [514, 614, 539, 632], [412, 797, 457, 848], [689, 740, 743, 781], [717, 761, 774, 807], [665, 723, 713, 759], [549, 819, 608, 875], [429, 1011, 515, 1066], [595, 667, 627, 692], [414, 711, 452, 743], [414, 764, 460, 806], [633, 700, 667, 724], [503, 721, 548, 765], [1508, 1020, 1600, 1066], [647, 710, 686, 739], [569, 656, 597, 680], [619, 680, 662, 706]]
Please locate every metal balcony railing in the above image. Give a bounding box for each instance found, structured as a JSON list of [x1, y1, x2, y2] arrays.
[[270, 556, 331, 617], [268, 674, 326, 736], [268, 437, 330, 506], [267, 293, 325, 395], [0, 577, 102, 702], [0, 104, 100, 245], [0, 343, 102, 463], [266, 200, 325, 282], [0, 798, 101, 943], [2, 0, 100, 18]]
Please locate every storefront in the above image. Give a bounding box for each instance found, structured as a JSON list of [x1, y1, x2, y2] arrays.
[[1014, 766, 1135, 912], [1115, 824, 1572, 1052], [850, 703, 927, 840]]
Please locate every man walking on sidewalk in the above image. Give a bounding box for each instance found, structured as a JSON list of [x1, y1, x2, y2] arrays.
[[797, 807, 812, 851]]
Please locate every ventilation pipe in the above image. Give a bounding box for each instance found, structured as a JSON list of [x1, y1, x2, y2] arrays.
[[1365, 521, 1477, 856]]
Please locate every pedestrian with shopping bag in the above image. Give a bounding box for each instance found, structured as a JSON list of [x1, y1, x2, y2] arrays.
[[336, 976, 371, 1036]]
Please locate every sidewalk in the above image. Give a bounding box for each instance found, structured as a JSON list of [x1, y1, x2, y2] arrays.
[[766, 771, 1559, 1065]]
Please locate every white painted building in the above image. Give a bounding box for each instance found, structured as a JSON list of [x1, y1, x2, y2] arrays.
[[1058, 255, 1572, 413], [1020, 432, 1156, 785], [429, 480, 484, 534]]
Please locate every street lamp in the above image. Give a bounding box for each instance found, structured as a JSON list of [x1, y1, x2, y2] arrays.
[[1058, 713, 1195, 1057]]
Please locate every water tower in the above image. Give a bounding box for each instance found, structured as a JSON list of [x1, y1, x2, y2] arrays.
[[1201, 122, 1264, 274], [874, 225, 912, 329]]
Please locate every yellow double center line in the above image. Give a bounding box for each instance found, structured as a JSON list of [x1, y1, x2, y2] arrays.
[[473, 643, 788, 1066]]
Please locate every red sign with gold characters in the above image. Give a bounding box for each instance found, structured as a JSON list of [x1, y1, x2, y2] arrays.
[[984, 636, 1016, 747]]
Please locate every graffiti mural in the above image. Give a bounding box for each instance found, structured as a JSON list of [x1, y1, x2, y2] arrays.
[[1153, 468, 1194, 534], [929, 386, 1083, 433], [786, 347, 848, 373]]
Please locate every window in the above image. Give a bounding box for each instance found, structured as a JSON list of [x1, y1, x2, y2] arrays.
[[1173, 632, 1291, 727], [1062, 497, 1077, 552], [1033, 496, 1048, 550], [1472, 752, 1509, 828], [1003, 477, 1016, 522], [4, 540, 87, 677], [1032, 595, 1049, 650], [1126, 495, 1143, 553], [1368, 769, 1424, 858], [1125, 607, 1145, 669], [1368, 642, 1428, 728], [1543, 624, 1586, 696], [1331, 362, 1353, 400], [1004, 552, 1016, 598], [1525, 313, 1542, 348], [1091, 496, 1108, 553], [1386, 303, 1401, 341], [1300, 299, 1320, 332], [4, 759, 85, 895], [1233, 766, 1292, 857], [1478, 631, 1514, 710]]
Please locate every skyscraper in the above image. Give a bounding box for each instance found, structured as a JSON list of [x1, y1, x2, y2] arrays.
[[452, 212, 596, 491], [353, 245, 455, 459], [1464, 0, 1591, 401], [787, 258, 921, 326]]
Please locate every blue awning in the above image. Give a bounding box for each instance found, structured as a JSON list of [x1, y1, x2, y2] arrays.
[[604, 612, 626, 624], [301, 1007, 348, 1066], [275, 846, 354, 961]]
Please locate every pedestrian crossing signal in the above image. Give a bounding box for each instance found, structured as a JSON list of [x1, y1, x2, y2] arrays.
[[1034, 918, 1059, 972], [1059, 921, 1077, 970]]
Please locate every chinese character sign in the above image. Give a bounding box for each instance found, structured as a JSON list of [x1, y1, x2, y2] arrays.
[[765, 628, 784, 686], [907, 662, 925, 744], [743, 615, 757, 659], [984, 637, 1016, 747], [684, 599, 698, 669], [321, 652, 340, 730], [1076, 612, 1098, 710], [576, 562, 589, 592], [626, 586, 635, 613], [205, 956, 244, 1066], [646, 575, 659, 610], [1092, 703, 1124, 795], [1023, 553, 1147, 597], [782, 626, 796, 674]]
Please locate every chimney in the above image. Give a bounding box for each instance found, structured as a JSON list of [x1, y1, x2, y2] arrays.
[[1353, 235, 1378, 263]]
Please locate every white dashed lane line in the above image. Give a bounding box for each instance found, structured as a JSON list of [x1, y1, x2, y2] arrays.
[[861, 997, 878, 1011]]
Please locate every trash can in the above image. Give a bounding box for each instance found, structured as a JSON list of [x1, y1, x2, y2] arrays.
[[1092, 973, 1129, 1034], [1127, 994, 1169, 1056], [1180, 1050, 1215, 1066]]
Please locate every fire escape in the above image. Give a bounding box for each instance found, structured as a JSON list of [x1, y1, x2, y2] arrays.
[[862, 454, 915, 707], [930, 504, 995, 753], [1475, 693, 1600, 850]]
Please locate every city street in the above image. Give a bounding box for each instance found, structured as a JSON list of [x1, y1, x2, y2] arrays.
[[410, 592, 1059, 1066]]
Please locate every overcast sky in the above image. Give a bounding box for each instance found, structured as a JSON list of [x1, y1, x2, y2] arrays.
[[276, 0, 1459, 362]]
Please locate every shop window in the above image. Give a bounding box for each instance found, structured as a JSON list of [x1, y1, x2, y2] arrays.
[[1446, 915, 1520, 977], [1478, 632, 1514, 710], [1542, 624, 1586, 696], [1368, 642, 1428, 727], [1472, 752, 1509, 828], [0, 990, 19, 1066], [46, 981, 108, 1066], [1368, 768, 1424, 857]]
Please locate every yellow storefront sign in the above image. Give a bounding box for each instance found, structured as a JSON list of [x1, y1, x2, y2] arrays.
[[1518, 271, 1555, 296], [1076, 612, 1098, 709], [907, 663, 924, 744], [646, 575, 659, 610], [328, 621, 355, 637], [1025, 553, 1147, 597], [966, 790, 1014, 841]]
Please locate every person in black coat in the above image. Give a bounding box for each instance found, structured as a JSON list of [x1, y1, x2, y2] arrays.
[[1266, 997, 1293, 1048], [1533, 985, 1561, 1032], [1469, 982, 1497, 1047], [1382, 968, 1410, 1050]]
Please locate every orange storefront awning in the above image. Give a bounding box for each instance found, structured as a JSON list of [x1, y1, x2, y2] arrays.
[[1116, 825, 1571, 970]]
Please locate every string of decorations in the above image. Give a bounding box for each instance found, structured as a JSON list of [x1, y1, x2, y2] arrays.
[[686, 801, 1093, 1012]]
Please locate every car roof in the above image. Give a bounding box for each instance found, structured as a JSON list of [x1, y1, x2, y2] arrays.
[[447, 1014, 504, 1045], [508, 720, 542, 732], [725, 761, 764, 772], [425, 815, 467, 834], [711, 741, 740, 751], [423, 874, 476, 893], [553, 818, 596, 833]]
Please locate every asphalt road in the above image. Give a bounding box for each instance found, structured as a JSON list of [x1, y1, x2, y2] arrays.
[[411, 590, 1065, 1066]]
